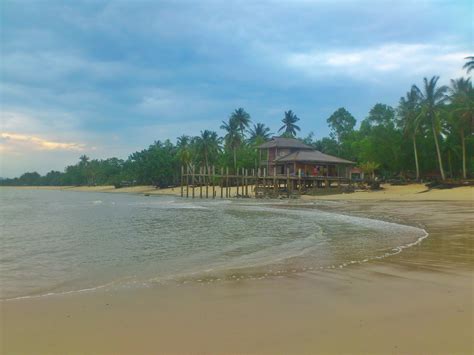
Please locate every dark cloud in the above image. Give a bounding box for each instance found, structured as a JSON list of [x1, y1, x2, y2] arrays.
[[0, 0, 471, 176]]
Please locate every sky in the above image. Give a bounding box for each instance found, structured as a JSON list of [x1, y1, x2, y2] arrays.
[[0, 0, 472, 177]]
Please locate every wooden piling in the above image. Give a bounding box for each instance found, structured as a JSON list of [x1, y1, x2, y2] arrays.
[[273, 167, 277, 194], [298, 168, 302, 194], [220, 167, 224, 199], [287, 168, 290, 198], [225, 168, 229, 198], [263, 168, 267, 194], [245, 169, 249, 196], [205, 166, 209, 198], [198, 167, 202, 198], [212, 166, 216, 199], [192, 166, 195, 198], [180, 166, 184, 197]]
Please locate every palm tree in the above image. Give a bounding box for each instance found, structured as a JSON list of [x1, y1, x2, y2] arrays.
[[176, 135, 192, 169], [449, 77, 473, 179], [79, 155, 90, 166], [397, 86, 422, 180], [220, 118, 242, 172], [279, 110, 301, 137], [230, 108, 251, 136], [194, 130, 222, 171], [414, 76, 449, 180], [463, 56, 474, 74], [248, 123, 272, 142]]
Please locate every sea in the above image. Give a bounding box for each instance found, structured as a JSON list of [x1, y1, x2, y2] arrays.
[[0, 188, 428, 300]]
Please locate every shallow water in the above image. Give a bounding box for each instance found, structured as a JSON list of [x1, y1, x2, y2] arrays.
[[0, 188, 427, 299]]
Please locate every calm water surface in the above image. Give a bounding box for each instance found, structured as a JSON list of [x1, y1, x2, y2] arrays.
[[0, 188, 427, 299]]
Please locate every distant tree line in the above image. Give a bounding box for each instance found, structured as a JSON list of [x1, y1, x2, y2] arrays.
[[2, 60, 473, 187]]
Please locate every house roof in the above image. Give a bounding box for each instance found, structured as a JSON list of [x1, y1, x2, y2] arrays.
[[275, 150, 355, 165], [258, 137, 313, 150]]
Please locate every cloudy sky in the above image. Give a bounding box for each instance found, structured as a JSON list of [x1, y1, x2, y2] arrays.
[[0, 0, 471, 177]]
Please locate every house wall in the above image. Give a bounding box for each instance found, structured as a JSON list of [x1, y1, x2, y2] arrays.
[[277, 163, 344, 177]]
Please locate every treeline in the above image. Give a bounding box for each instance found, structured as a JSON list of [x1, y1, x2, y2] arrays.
[[2, 71, 473, 187]]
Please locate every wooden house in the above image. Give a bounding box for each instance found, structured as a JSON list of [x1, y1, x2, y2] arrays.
[[258, 137, 355, 179]]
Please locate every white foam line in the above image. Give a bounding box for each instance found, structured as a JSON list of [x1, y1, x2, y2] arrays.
[[318, 227, 429, 271], [4, 280, 121, 302]]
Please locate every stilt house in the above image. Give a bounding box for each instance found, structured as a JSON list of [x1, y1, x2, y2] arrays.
[[258, 137, 355, 178]]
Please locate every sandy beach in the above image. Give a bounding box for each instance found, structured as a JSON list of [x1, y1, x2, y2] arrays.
[[1, 186, 473, 354], [13, 183, 474, 201]]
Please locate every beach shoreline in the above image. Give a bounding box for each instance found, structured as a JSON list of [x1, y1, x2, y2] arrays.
[[7, 183, 474, 201], [1, 196, 473, 354]]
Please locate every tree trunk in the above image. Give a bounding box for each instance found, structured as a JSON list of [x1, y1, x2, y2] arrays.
[[432, 123, 446, 180], [233, 148, 237, 173], [413, 135, 420, 180], [460, 129, 467, 179]]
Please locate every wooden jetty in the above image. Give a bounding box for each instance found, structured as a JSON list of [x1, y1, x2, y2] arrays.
[[180, 165, 351, 199]]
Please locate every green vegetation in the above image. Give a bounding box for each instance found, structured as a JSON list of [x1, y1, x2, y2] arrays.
[[2, 72, 473, 187]]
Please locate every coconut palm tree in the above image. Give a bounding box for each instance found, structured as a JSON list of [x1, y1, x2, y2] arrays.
[[176, 135, 192, 169], [248, 123, 272, 142], [449, 77, 473, 179], [463, 56, 474, 74], [194, 130, 222, 171], [414, 76, 449, 180], [397, 86, 422, 180], [220, 118, 241, 172], [230, 108, 251, 136], [79, 154, 90, 166], [279, 110, 301, 137]]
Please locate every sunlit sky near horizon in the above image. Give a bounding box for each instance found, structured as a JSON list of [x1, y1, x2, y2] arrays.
[[0, 0, 472, 177]]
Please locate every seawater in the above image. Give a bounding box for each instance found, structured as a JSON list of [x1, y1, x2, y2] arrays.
[[0, 188, 427, 299]]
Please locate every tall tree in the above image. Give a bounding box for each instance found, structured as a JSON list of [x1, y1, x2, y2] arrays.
[[230, 108, 251, 136], [449, 77, 473, 178], [176, 135, 192, 169], [248, 123, 272, 142], [397, 86, 422, 179], [326, 107, 356, 143], [414, 76, 449, 180], [279, 110, 300, 137], [221, 118, 242, 171], [463, 56, 474, 74], [195, 130, 222, 171]]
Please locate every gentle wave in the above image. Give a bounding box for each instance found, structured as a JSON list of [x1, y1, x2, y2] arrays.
[[0, 194, 428, 300]]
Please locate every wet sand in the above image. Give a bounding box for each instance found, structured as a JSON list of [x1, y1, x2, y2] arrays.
[[1, 200, 473, 354]]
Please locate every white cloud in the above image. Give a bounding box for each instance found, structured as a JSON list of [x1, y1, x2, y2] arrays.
[[285, 43, 469, 81], [0, 132, 86, 152]]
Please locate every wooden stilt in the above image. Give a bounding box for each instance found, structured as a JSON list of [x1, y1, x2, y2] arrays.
[[287, 168, 290, 198], [225, 168, 229, 198], [186, 166, 189, 198], [298, 168, 302, 194], [241, 168, 245, 197], [220, 167, 224, 199], [205, 166, 209, 198], [245, 169, 248, 196], [192, 166, 195, 198], [180, 166, 184, 197], [212, 166, 216, 198], [273, 167, 277, 195], [263, 168, 267, 195], [199, 167, 203, 198]]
